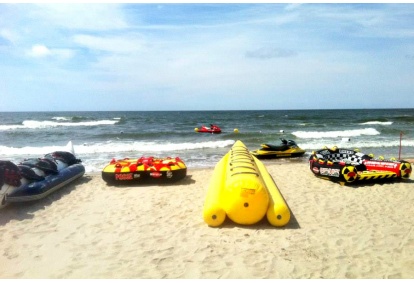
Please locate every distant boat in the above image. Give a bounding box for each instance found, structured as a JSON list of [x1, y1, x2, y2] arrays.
[[194, 124, 222, 134]]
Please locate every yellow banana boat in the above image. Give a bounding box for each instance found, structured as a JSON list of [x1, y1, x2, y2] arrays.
[[202, 153, 227, 227], [254, 155, 291, 227], [202, 140, 290, 227], [222, 142, 269, 225]]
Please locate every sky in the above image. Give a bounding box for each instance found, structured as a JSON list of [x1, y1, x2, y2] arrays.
[[1, 3, 414, 111]]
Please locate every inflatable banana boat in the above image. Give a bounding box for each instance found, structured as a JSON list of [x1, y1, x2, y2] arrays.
[[203, 140, 290, 227], [309, 146, 412, 185], [101, 156, 187, 185], [1, 149, 85, 208]]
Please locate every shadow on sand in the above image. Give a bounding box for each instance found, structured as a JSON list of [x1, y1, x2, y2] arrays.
[[0, 175, 92, 225]]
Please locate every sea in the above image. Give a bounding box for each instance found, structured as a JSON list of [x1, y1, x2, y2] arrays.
[[0, 109, 413, 173]]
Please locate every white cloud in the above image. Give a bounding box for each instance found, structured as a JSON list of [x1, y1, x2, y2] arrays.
[[28, 44, 51, 57], [26, 44, 75, 59], [0, 28, 19, 44], [73, 34, 146, 54]]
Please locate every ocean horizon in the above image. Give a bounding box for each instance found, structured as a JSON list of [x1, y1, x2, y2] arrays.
[[1, 108, 413, 173]]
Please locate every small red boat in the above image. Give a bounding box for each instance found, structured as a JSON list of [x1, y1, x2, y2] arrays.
[[195, 124, 221, 134]]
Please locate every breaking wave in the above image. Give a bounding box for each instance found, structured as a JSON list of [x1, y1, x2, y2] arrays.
[[292, 128, 380, 139]]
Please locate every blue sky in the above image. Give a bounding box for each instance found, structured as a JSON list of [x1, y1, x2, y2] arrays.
[[1, 3, 414, 111]]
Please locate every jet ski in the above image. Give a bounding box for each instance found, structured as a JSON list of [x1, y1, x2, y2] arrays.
[[195, 124, 221, 134], [250, 138, 306, 159]]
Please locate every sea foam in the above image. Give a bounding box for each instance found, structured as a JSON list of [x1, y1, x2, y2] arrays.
[[0, 119, 119, 131], [292, 128, 380, 139]]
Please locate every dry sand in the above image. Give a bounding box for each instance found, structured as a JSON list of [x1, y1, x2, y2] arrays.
[[1, 160, 414, 279]]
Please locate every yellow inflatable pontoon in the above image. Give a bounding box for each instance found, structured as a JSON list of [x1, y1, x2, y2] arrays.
[[203, 140, 290, 227]]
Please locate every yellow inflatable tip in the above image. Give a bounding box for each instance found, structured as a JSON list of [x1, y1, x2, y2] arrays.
[[194, 128, 199, 132], [234, 128, 239, 133], [203, 207, 226, 227]]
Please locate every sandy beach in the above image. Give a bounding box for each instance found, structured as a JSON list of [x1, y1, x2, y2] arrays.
[[1, 160, 414, 279]]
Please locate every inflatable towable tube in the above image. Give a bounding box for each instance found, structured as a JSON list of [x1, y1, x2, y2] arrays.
[[309, 147, 412, 184], [203, 140, 290, 227], [101, 156, 187, 185], [0, 150, 85, 208]]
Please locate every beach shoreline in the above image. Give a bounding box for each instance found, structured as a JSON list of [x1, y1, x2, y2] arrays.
[[1, 161, 414, 279]]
